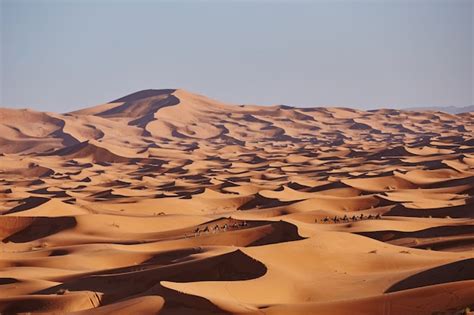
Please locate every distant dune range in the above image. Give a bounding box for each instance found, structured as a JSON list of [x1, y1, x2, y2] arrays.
[[0, 89, 473, 314]]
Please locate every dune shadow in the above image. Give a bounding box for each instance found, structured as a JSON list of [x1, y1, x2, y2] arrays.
[[355, 225, 474, 250], [4, 197, 50, 215], [0, 278, 19, 285], [384, 203, 474, 218], [356, 225, 474, 242], [248, 220, 305, 246], [34, 249, 267, 307], [109, 89, 176, 103], [385, 258, 474, 293], [238, 194, 293, 210], [2, 217, 77, 243]]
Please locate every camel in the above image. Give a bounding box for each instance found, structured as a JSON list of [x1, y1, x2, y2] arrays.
[[239, 221, 248, 227]]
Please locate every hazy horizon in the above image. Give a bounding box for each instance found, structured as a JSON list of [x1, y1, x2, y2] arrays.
[[1, 86, 474, 113], [1, 0, 473, 112]]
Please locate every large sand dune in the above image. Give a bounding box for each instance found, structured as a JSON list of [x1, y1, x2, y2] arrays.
[[0, 89, 473, 314]]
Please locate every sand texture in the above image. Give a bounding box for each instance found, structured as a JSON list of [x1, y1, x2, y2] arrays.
[[0, 89, 473, 314]]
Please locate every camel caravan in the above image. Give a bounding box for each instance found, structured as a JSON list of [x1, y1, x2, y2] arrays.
[[190, 220, 249, 237], [316, 213, 382, 224]]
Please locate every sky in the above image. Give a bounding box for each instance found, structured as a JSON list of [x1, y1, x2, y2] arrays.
[[1, 0, 473, 112]]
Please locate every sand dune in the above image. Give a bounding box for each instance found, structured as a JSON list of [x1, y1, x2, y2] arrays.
[[0, 89, 473, 314]]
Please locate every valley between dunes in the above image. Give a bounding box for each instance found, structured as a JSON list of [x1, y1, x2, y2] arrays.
[[0, 89, 473, 314]]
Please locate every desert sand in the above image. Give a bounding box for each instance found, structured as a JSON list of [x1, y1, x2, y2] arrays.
[[0, 89, 473, 314]]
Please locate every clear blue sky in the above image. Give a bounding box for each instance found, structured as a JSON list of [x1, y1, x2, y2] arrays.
[[1, 0, 473, 112]]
